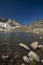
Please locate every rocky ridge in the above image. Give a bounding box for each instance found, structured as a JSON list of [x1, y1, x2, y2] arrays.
[[0, 18, 43, 34], [27, 20, 43, 34]]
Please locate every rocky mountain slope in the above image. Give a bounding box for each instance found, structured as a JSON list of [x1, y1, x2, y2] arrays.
[[27, 20, 43, 34], [0, 17, 25, 32], [0, 18, 43, 33]]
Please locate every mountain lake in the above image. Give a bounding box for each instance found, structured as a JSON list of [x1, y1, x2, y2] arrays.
[[0, 32, 43, 65]]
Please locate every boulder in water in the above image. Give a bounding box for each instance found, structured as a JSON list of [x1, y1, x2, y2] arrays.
[[2, 55, 9, 59], [13, 51, 22, 60], [19, 43, 29, 50], [41, 59, 43, 63], [28, 51, 40, 62]]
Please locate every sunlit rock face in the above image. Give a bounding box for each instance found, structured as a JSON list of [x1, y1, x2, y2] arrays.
[[0, 17, 24, 31]]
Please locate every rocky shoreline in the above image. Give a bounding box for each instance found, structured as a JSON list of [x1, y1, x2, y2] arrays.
[[0, 41, 43, 65]]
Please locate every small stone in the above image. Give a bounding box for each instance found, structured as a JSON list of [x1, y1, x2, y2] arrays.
[[21, 63, 25, 65], [31, 41, 38, 49], [23, 56, 29, 63], [1, 54, 10, 62], [38, 45, 43, 48], [40, 37, 42, 39], [39, 45, 43, 51], [41, 59, 43, 63]]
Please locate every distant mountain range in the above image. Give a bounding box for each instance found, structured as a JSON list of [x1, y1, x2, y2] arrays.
[[0, 17, 43, 34]]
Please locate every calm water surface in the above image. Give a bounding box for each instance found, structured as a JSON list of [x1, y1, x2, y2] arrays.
[[0, 32, 43, 54]]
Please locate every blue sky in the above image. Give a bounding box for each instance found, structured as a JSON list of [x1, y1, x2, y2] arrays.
[[0, 0, 43, 25]]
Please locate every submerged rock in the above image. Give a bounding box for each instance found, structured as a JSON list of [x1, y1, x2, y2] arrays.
[[13, 51, 22, 60], [41, 45, 43, 52], [21, 63, 25, 65], [31, 41, 38, 49], [38, 45, 43, 48], [41, 59, 43, 63], [28, 51, 40, 62], [2, 55, 9, 59], [38, 45, 43, 51], [40, 37, 43, 39], [23, 56, 29, 63], [1, 54, 9, 62], [19, 43, 29, 50], [1, 54, 10, 65]]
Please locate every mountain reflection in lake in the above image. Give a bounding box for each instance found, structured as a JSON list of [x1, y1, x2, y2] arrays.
[[0, 32, 43, 54]]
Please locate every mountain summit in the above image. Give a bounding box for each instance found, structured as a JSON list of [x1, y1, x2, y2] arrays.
[[0, 17, 23, 27]]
